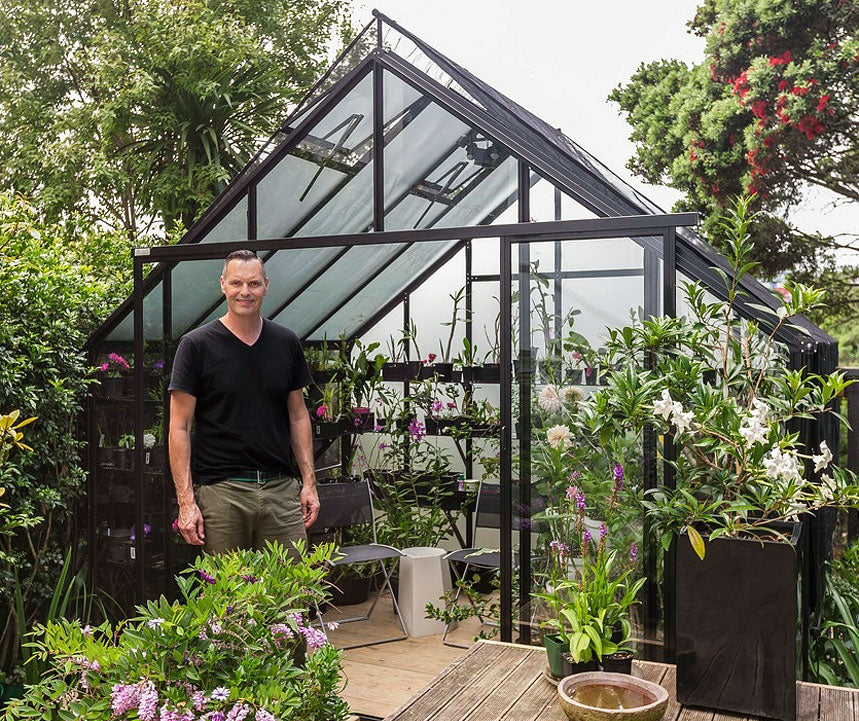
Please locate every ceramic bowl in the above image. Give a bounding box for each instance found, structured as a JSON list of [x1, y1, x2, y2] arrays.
[[557, 671, 668, 721]]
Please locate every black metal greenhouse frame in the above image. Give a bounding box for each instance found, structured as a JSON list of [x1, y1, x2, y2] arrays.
[[85, 10, 839, 671]]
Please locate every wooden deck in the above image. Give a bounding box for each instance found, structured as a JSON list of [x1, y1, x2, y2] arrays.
[[382, 642, 859, 721], [324, 591, 479, 718]]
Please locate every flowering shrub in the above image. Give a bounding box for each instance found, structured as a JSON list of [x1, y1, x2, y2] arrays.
[[2, 542, 349, 721], [589, 199, 859, 557]]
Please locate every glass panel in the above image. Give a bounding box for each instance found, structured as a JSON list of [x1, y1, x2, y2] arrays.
[[512, 236, 650, 654], [171, 259, 226, 336], [256, 71, 374, 239], [312, 240, 461, 340], [383, 70, 517, 232], [258, 247, 347, 316], [199, 194, 247, 244], [381, 23, 483, 108], [106, 281, 163, 342], [529, 173, 598, 222], [272, 243, 408, 336]]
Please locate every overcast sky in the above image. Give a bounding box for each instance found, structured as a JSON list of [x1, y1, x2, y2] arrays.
[[360, 0, 856, 254]]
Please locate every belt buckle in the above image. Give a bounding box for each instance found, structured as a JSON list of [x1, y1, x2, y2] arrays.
[[256, 470, 266, 486]]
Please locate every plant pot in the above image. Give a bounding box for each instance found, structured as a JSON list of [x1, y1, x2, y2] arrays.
[[584, 365, 599, 386], [566, 368, 584, 385], [382, 361, 422, 382], [144, 444, 165, 467], [561, 652, 598, 676], [349, 409, 375, 432], [313, 418, 349, 439], [311, 368, 338, 386], [95, 376, 128, 398], [329, 569, 372, 606], [430, 362, 455, 382], [538, 359, 562, 384], [543, 633, 568, 679], [600, 651, 634, 675], [676, 523, 800, 721], [462, 364, 501, 383]]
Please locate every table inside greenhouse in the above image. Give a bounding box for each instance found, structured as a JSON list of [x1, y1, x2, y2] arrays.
[[381, 641, 858, 721]]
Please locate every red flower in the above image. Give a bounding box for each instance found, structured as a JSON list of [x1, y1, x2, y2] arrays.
[[769, 50, 792, 66], [751, 100, 767, 119], [689, 148, 698, 162], [791, 85, 809, 96], [778, 80, 789, 91], [816, 95, 831, 112], [426, 353, 437, 363]]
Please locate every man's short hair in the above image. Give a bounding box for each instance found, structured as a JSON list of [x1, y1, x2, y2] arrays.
[[222, 249, 266, 278]]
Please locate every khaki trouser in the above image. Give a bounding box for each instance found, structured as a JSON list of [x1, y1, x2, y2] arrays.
[[195, 476, 306, 557]]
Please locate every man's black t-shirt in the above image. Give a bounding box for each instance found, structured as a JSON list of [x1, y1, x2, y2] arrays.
[[168, 319, 313, 484]]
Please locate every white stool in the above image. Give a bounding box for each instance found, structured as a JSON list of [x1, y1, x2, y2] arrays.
[[399, 546, 451, 637]]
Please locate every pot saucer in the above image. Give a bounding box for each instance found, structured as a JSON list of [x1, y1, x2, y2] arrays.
[[543, 665, 560, 686]]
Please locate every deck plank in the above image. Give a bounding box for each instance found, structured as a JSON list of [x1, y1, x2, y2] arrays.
[[461, 650, 547, 721], [819, 685, 854, 721], [497, 675, 557, 721], [798, 682, 821, 721], [383, 642, 508, 721], [432, 647, 540, 721]]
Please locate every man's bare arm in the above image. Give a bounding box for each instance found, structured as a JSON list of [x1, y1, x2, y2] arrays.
[[287, 389, 319, 528], [169, 390, 205, 545]]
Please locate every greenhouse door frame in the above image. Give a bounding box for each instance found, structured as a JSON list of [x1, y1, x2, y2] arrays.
[[131, 211, 697, 654]]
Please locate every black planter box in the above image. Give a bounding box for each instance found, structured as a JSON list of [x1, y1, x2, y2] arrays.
[[461, 364, 501, 383], [382, 361, 422, 381], [424, 416, 499, 437], [313, 418, 350, 439], [676, 523, 800, 721]]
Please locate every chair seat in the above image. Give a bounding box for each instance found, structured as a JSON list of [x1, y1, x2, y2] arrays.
[[445, 548, 519, 569], [331, 544, 403, 566]]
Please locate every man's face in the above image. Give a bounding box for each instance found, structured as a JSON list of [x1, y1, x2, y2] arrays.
[[220, 259, 268, 318]]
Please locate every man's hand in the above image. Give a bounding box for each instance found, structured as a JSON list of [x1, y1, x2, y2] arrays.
[[178, 502, 205, 545], [300, 483, 320, 528]]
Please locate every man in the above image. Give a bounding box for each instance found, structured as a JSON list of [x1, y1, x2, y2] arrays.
[[168, 249, 319, 555]]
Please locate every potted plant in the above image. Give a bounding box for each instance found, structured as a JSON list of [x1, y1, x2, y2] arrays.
[[588, 198, 859, 721], [431, 286, 466, 382], [94, 352, 132, 398]]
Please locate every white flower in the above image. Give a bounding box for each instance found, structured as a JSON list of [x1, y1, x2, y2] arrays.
[[143, 433, 156, 449], [546, 424, 573, 449], [673, 409, 695, 434], [739, 416, 768, 446], [538, 385, 563, 414], [750, 398, 770, 423], [777, 306, 789, 319], [560, 386, 580, 404], [763, 447, 803, 482], [812, 440, 832, 473], [146, 618, 164, 629], [653, 389, 675, 422], [820, 473, 836, 501]]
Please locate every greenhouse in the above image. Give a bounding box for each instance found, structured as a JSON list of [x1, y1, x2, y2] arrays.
[[80, 11, 852, 721]]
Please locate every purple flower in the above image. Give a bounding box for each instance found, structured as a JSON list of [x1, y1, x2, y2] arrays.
[[582, 529, 592, 544], [210, 687, 230, 702], [111, 683, 141, 715], [379, 442, 389, 450], [301, 625, 328, 650], [240, 574, 258, 584], [137, 681, 158, 721], [256, 710, 276, 721], [226, 703, 249, 721], [374, 423, 382, 432], [447, 402, 457, 409], [408, 419, 426, 441], [210, 713, 226, 721], [353, 416, 362, 427], [153, 359, 165, 371], [171, 518, 179, 533], [565, 485, 578, 500], [199, 570, 216, 585], [575, 491, 586, 511], [630, 543, 638, 563], [599, 523, 608, 541], [613, 462, 625, 491], [192, 691, 206, 711], [430, 400, 444, 414], [99, 362, 110, 373], [549, 540, 569, 556]]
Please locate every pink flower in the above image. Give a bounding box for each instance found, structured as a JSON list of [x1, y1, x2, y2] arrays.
[[315, 405, 327, 419], [427, 353, 437, 363]]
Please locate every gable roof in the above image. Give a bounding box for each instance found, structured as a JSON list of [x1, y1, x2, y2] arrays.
[[87, 11, 832, 353]]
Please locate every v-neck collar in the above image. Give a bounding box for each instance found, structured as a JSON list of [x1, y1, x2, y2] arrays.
[[216, 318, 264, 348]]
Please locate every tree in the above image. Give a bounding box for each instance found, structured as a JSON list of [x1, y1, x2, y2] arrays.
[[609, 0, 858, 321], [0, 0, 354, 241]]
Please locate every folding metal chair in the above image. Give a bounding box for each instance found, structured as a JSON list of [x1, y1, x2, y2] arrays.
[[311, 479, 407, 649], [441, 480, 520, 647]]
